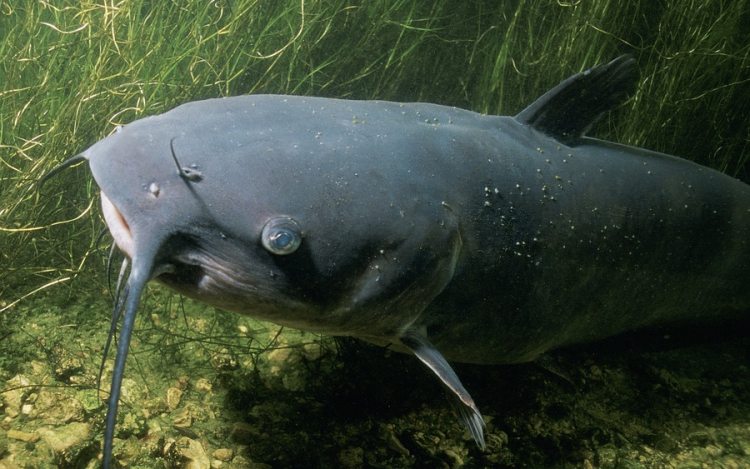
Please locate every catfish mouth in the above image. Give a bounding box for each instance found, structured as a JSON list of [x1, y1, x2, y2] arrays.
[[99, 189, 216, 299], [99, 189, 311, 320], [100, 191, 135, 260]]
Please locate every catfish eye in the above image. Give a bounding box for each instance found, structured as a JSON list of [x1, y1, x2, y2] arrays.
[[261, 217, 302, 255]]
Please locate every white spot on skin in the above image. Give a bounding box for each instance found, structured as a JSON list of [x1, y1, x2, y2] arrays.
[[149, 182, 160, 197]]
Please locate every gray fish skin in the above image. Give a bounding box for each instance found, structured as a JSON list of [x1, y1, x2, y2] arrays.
[[59, 56, 750, 466], [92, 87, 750, 363]]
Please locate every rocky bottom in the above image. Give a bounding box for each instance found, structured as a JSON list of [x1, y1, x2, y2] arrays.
[[0, 292, 748, 469]]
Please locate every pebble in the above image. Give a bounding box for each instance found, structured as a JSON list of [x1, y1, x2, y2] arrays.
[[175, 437, 210, 469], [31, 391, 85, 424], [36, 422, 90, 455], [443, 449, 464, 468], [386, 431, 410, 456], [302, 343, 323, 360], [195, 378, 213, 393], [3, 375, 30, 418], [6, 429, 39, 442], [176, 375, 191, 390], [212, 448, 234, 461], [267, 347, 294, 363], [172, 409, 193, 428], [167, 387, 183, 410]]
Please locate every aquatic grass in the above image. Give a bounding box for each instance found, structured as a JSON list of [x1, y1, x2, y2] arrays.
[[0, 0, 450, 304], [459, 0, 748, 177]]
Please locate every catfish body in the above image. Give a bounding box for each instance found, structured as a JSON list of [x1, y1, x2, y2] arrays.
[[92, 80, 750, 364], [52, 56, 750, 467]]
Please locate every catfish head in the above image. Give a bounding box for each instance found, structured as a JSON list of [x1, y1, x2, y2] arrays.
[[49, 95, 477, 468]]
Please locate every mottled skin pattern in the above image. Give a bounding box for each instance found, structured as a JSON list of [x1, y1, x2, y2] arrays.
[[48, 57, 750, 467]]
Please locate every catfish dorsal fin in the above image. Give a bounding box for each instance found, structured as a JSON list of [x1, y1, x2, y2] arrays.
[[400, 330, 486, 450], [515, 55, 638, 146]]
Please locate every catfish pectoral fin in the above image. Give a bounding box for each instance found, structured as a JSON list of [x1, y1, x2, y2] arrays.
[[400, 330, 486, 450]]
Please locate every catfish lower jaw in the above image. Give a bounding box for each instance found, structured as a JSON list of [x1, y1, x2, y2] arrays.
[[153, 246, 324, 329], [155, 249, 405, 338], [101, 191, 134, 259]]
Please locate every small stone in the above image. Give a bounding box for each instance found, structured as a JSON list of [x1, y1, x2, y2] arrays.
[[212, 448, 234, 461], [386, 432, 410, 456], [143, 397, 168, 418], [176, 376, 190, 390], [30, 361, 47, 375], [176, 437, 210, 469], [195, 379, 213, 393], [6, 429, 39, 442], [172, 410, 193, 429], [112, 435, 143, 466], [266, 347, 293, 363], [37, 422, 90, 456], [100, 377, 147, 403], [443, 449, 464, 468], [163, 437, 177, 459], [167, 387, 183, 410], [2, 375, 31, 418], [302, 343, 322, 361], [31, 391, 86, 424]]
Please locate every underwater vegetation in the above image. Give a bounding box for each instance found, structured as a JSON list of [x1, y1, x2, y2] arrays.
[[1, 1, 749, 468]]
